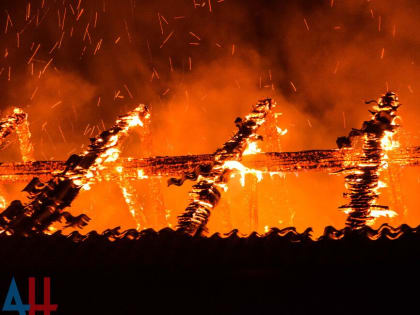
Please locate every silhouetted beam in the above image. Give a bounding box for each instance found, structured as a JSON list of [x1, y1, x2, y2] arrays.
[[1, 146, 420, 183]]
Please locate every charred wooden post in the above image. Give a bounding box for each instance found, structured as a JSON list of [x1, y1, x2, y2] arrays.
[[0, 105, 150, 236], [176, 99, 274, 236], [339, 92, 400, 229]]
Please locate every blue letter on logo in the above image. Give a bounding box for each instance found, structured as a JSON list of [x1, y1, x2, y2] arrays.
[[2, 277, 30, 315]]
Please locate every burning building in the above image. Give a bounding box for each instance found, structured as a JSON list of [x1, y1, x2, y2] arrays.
[[1, 1, 420, 314]]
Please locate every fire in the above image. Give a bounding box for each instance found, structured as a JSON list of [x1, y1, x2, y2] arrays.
[[88, 105, 150, 230], [222, 160, 263, 187], [68, 105, 150, 190], [45, 226, 58, 235], [243, 141, 262, 156], [0, 92, 410, 236], [110, 107, 150, 230], [340, 92, 400, 228], [370, 94, 400, 222], [118, 180, 145, 231], [0, 105, 150, 236], [381, 130, 399, 151], [177, 99, 276, 235], [228, 113, 287, 187], [137, 169, 148, 179], [276, 127, 288, 136], [115, 166, 148, 230], [367, 209, 397, 224], [0, 108, 32, 153]]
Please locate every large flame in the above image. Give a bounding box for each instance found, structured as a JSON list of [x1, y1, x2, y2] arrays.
[[68, 105, 150, 190]]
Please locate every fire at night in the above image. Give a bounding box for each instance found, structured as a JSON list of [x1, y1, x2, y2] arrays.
[[0, 90, 410, 237], [0, 0, 420, 239], [3, 1, 420, 314]]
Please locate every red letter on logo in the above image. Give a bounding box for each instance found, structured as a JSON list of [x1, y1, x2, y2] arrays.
[[28, 277, 58, 315]]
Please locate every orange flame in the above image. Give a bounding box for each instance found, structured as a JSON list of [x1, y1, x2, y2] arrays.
[[68, 105, 150, 190]]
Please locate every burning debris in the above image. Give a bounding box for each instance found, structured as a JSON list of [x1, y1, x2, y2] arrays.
[[0, 105, 150, 236], [175, 99, 275, 236], [339, 92, 400, 229]]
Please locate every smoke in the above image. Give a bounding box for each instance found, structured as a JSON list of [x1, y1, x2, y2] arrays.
[[0, 0, 420, 234]]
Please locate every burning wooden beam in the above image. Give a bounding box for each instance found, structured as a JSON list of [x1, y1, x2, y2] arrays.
[[2, 146, 420, 182], [176, 98, 275, 235]]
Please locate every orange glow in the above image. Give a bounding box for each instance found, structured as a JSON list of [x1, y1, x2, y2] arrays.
[[3, 1, 420, 237]]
